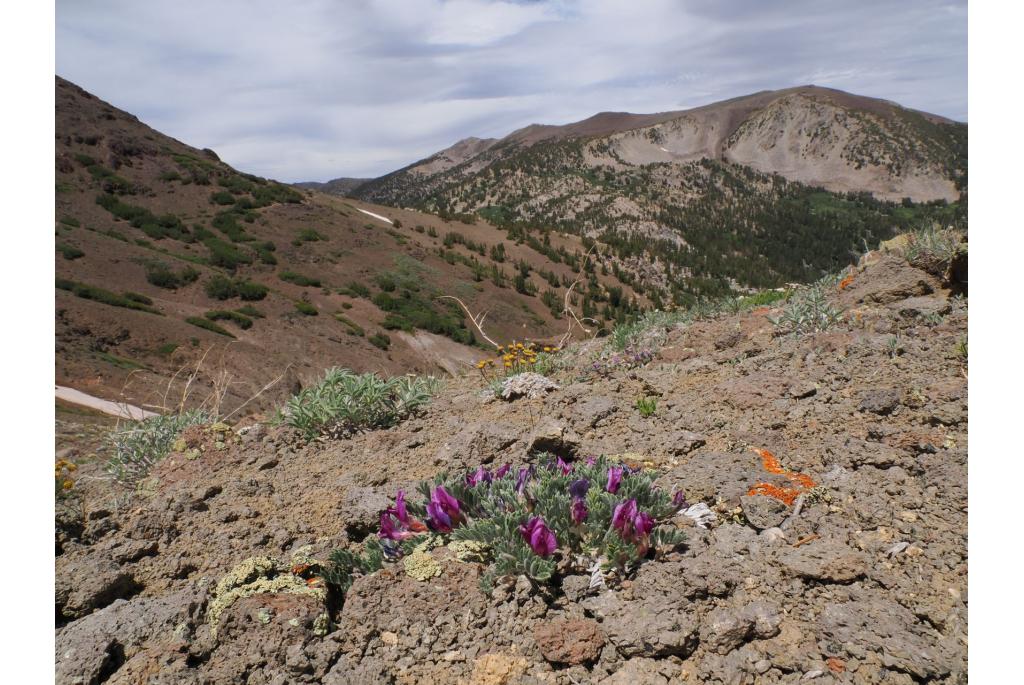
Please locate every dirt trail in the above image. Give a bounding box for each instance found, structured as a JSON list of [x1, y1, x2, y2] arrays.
[[55, 385, 158, 421]]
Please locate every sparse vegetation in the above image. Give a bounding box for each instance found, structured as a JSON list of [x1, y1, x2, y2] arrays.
[[57, 243, 85, 260], [106, 410, 211, 483], [204, 276, 268, 301], [279, 271, 322, 288], [635, 396, 657, 417], [145, 262, 200, 289], [294, 300, 318, 316], [185, 316, 235, 337], [205, 310, 254, 330], [768, 276, 844, 336], [369, 332, 391, 350], [56, 277, 162, 314], [282, 368, 441, 437]]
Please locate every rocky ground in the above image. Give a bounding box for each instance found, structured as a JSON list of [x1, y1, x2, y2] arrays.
[[55, 250, 967, 684]]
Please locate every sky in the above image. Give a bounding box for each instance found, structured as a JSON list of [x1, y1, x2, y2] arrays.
[[55, 0, 967, 183]]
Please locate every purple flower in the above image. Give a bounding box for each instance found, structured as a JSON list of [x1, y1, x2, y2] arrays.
[[612, 498, 638, 532], [519, 516, 558, 557], [585, 455, 597, 466], [672, 489, 688, 511], [379, 490, 426, 540], [515, 466, 534, 494], [426, 486, 464, 532], [555, 456, 572, 475], [606, 467, 624, 494], [571, 498, 588, 525], [495, 463, 512, 479], [426, 501, 453, 533], [568, 478, 590, 499], [466, 467, 492, 487], [395, 490, 409, 524], [633, 511, 654, 538]]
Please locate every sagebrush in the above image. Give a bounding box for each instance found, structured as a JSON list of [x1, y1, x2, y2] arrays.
[[282, 368, 441, 437]]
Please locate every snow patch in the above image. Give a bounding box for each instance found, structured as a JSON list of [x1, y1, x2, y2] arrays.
[[356, 208, 394, 225]]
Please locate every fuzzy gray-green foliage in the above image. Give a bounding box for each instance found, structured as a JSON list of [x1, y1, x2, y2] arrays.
[[768, 275, 844, 336], [107, 410, 211, 483], [283, 368, 442, 437]]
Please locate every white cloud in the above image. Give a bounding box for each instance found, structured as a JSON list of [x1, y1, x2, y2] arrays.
[[55, 0, 967, 181]]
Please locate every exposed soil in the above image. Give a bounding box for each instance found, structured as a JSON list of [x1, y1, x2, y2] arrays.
[[55, 252, 967, 683]]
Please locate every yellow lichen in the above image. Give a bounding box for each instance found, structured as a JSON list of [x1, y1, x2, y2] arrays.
[[207, 556, 327, 638], [449, 540, 489, 563], [403, 549, 442, 581]]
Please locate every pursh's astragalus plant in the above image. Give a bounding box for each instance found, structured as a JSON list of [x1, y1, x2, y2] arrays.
[[107, 409, 211, 483], [321, 455, 687, 595], [283, 368, 442, 437]]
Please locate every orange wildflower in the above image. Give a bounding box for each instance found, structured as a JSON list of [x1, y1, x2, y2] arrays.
[[838, 274, 855, 291]]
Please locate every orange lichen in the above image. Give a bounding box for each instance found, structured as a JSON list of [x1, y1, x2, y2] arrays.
[[827, 658, 846, 673], [747, 448, 817, 506]]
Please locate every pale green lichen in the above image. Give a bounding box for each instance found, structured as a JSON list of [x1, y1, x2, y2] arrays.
[[257, 608, 272, 624], [449, 540, 490, 563], [207, 556, 327, 638], [404, 549, 442, 581]]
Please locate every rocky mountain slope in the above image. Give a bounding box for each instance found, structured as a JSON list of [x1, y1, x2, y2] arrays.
[[349, 86, 966, 302], [55, 77, 645, 417], [55, 242, 968, 684]]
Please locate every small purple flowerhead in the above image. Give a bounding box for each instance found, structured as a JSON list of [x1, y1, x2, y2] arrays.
[[568, 478, 590, 499], [571, 497, 588, 525], [466, 466, 492, 487], [425, 501, 453, 533], [395, 490, 409, 524], [633, 511, 655, 538], [519, 516, 558, 557], [426, 486, 463, 532], [515, 466, 534, 494], [495, 463, 512, 479], [611, 498, 638, 533], [555, 456, 572, 475], [585, 455, 597, 466], [606, 466, 624, 494], [672, 489, 689, 511]]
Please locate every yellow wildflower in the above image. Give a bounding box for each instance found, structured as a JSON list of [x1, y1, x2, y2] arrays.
[[62, 480, 74, 490]]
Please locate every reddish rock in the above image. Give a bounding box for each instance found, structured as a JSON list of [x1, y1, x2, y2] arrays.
[[533, 618, 605, 664]]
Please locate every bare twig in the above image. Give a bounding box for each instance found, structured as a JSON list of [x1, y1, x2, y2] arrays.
[[221, 365, 291, 423], [437, 296, 500, 348], [557, 243, 603, 348]]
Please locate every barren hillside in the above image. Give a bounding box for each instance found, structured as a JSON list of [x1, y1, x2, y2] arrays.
[[55, 77, 645, 418]]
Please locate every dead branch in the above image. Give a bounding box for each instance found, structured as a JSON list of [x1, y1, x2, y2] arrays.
[[557, 243, 603, 348], [437, 295, 500, 348]]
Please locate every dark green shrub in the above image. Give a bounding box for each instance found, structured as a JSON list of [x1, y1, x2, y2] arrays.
[[294, 300, 318, 316], [145, 262, 198, 289], [204, 237, 252, 271], [210, 191, 235, 205], [59, 216, 81, 227], [157, 342, 179, 355], [124, 292, 154, 305], [205, 310, 254, 330], [57, 243, 84, 260], [185, 316, 235, 337], [235, 304, 265, 318], [369, 332, 391, 350], [56, 278, 161, 314], [280, 271, 321, 287], [204, 276, 267, 301], [345, 281, 371, 298], [237, 281, 268, 301], [334, 314, 364, 336]]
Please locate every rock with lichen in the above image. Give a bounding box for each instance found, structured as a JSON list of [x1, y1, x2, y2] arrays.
[[499, 372, 559, 400], [206, 556, 327, 638]]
